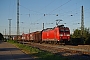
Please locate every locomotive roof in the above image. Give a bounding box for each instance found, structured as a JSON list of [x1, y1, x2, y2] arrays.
[[42, 28, 53, 31], [57, 25, 64, 27], [42, 25, 69, 31], [57, 25, 69, 28]]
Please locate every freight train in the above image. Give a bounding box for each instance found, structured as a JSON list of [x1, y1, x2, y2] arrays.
[[13, 25, 70, 44]]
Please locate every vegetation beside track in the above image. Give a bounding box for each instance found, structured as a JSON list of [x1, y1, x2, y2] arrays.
[[7, 40, 69, 60], [71, 28, 90, 45]]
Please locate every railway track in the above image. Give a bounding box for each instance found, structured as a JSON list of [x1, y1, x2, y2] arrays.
[[19, 41, 90, 60], [19, 41, 90, 54], [28, 43, 90, 54], [30, 43, 90, 60]]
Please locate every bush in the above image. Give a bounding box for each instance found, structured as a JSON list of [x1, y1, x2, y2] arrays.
[[71, 38, 84, 45], [85, 37, 90, 45]]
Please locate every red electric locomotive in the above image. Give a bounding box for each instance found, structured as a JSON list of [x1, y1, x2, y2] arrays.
[[42, 25, 70, 44]]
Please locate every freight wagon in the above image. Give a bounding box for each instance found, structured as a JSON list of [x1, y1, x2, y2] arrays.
[[22, 31, 42, 42], [33, 31, 42, 43]]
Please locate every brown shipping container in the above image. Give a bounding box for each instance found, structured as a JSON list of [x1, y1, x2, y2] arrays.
[[26, 33, 30, 41], [29, 33, 32, 40], [33, 32, 36, 41], [13, 36, 17, 40], [18, 35, 22, 40], [22, 33, 26, 40], [34, 31, 42, 43], [29, 32, 35, 42]]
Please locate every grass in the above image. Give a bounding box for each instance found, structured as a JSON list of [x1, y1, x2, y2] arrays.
[[7, 40, 69, 60]]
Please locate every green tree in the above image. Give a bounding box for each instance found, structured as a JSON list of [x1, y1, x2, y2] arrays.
[[71, 29, 81, 38], [84, 28, 90, 44], [71, 28, 90, 44]]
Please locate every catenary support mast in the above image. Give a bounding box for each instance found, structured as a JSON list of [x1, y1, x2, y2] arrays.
[[17, 0, 20, 39], [81, 6, 84, 36]]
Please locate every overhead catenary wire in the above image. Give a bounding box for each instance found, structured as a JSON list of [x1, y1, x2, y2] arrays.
[[55, 3, 81, 24], [37, 0, 55, 12], [49, 0, 72, 14], [19, 1, 58, 19], [19, 4, 43, 14], [19, 0, 72, 24], [34, 0, 72, 23], [20, 0, 88, 25], [17, 0, 90, 33]]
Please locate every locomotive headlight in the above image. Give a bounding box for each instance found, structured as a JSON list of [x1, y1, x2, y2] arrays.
[[66, 34, 70, 36], [60, 34, 63, 36]]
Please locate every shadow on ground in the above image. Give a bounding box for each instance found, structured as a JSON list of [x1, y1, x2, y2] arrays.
[[0, 48, 19, 51], [0, 54, 36, 60]]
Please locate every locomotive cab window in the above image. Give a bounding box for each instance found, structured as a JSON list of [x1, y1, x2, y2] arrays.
[[60, 29, 64, 32], [65, 29, 69, 32]]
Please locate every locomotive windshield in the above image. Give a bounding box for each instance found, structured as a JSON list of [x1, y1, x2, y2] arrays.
[[60, 29, 64, 32], [65, 29, 69, 32], [59, 28, 69, 33]]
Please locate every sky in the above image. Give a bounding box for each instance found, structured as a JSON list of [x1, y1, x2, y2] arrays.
[[0, 0, 90, 35]]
